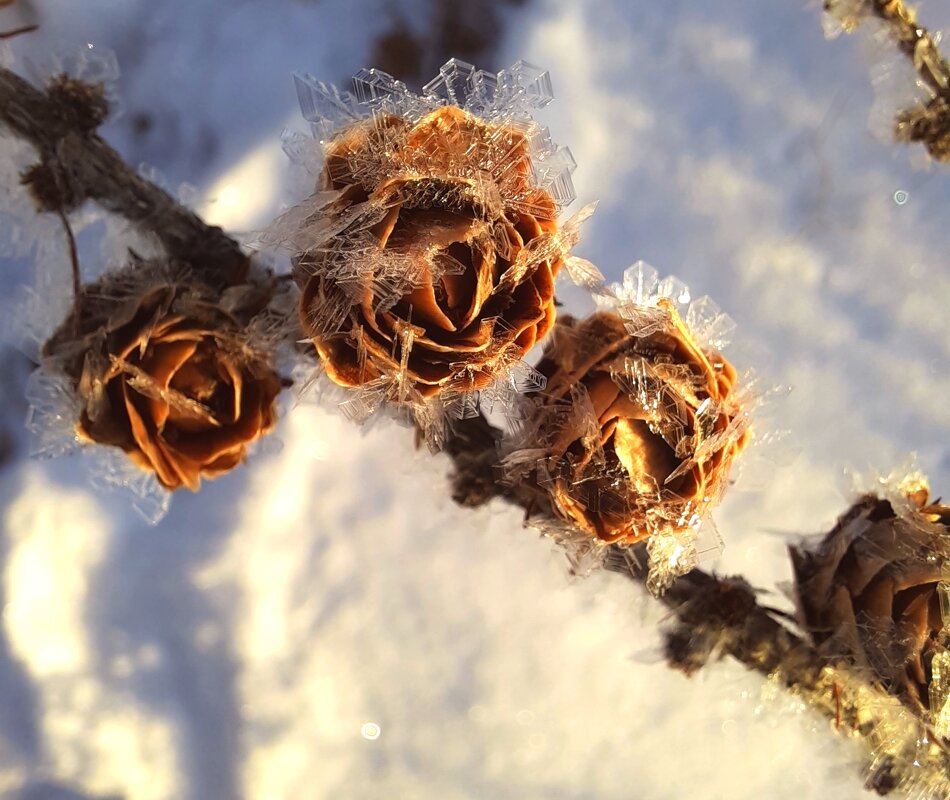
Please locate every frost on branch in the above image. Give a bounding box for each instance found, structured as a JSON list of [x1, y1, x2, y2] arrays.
[[503, 263, 753, 593], [823, 0, 950, 161], [264, 59, 591, 444]]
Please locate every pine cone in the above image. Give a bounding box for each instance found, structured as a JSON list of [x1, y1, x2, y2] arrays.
[[791, 490, 950, 714], [523, 302, 748, 545], [45, 264, 284, 491], [293, 104, 565, 399]]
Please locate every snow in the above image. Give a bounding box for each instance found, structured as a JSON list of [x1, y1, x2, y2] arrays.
[[0, 0, 948, 798]]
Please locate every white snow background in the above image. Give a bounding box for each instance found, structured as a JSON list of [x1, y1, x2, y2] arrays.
[[0, 0, 948, 798]]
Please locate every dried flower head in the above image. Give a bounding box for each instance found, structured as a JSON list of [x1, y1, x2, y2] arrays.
[[268, 59, 581, 420], [504, 265, 751, 590], [791, 484, 950, 721], [43, 260, 285, 492]]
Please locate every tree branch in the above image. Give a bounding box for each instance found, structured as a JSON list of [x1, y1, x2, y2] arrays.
[[865, 0, 950, 98], [607, 558, 950, 796], [827, 0, 950, 159], [1, 51, 945, 796], [0, 66, 248, 286], [445, 410, 950, 796]]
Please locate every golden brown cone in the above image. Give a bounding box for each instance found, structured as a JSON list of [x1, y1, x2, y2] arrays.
[[529, 304, 748, 545], [296, 106, 564, 399], [47, 275, 283, 492], [791, 492, 950, 715]]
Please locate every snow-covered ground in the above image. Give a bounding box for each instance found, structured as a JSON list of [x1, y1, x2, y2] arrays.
[[0, 0, 948, 798]]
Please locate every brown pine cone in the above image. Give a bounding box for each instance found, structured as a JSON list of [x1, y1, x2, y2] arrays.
[[293, 105, 566, 399], [524, 301, 749, 546], [45, 265, 284, 491], [791, 489, 950, 715]]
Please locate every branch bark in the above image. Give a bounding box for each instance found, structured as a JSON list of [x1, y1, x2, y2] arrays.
[[0, 66, 248, 286]]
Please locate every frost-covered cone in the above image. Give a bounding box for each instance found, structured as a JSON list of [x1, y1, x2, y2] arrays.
[[267, 59, 584, 423], [42, 259, 285, 492], [505, 264, 751, 591], [791, 483, 950, 721]]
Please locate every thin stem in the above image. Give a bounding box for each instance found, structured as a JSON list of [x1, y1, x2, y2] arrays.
[[55, 207, 81, 330], [0, 24, 38, 39]]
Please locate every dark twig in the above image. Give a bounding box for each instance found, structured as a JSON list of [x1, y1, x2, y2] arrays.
[[0, 66, 248, 286], [0, 24, 37, 39], [55, 207, 81, 326]]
